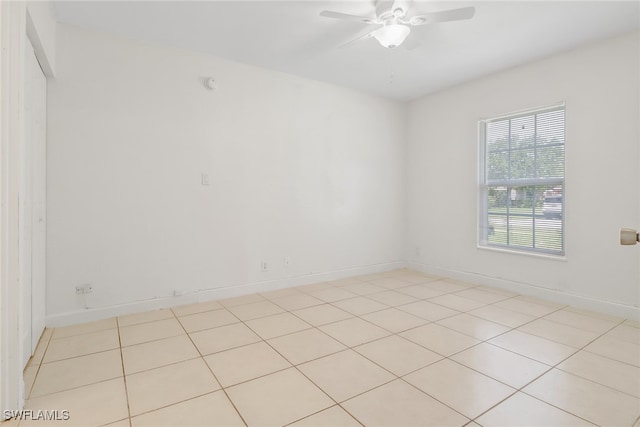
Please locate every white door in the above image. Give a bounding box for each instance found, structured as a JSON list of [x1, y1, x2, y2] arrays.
[[29, 41, 46, 355], [20, 40, 46, 368]]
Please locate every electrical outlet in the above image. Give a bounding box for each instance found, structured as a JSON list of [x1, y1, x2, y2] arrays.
[[284, 256, 291, 268], [415, 246, 421, 257], [261, 261, 269, 272], [75, 284, 93, 294]]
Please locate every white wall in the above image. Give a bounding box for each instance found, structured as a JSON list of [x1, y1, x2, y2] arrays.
[[407, 32, 640, 318], [46, 25, 406, 325]]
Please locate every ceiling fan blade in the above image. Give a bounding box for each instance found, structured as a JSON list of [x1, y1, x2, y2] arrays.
[[337, 29, 378, 48], [320, 10, 378, 25], [407, 6, 475, 26], [375, 0, 395, 18]]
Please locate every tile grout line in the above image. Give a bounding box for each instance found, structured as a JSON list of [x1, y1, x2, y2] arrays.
[[256, 291, 418, 423], [340, 340, 474, 423], [115, 317, 133, 427], [37, 345, 122, 366], [579, 347, 640, 370], [528, 319, 640, 400], [117, 312, 175, 328], [386, 305, 536, 423], [24, 328, 54, 400], [260, 294, 477, 426], [389, 295, 606, 424], [228, 287, 421, 426], [281, 404, 364, 427], [253, 333, 350, 424], [433, 305, 571, 388], [352, 299, 602, 424], [25, 377, 126, 401], [173, 306, 250, 427], [469, 314, 631, 424], [49, 325, 117, 341], [259, 304, 456, 427]]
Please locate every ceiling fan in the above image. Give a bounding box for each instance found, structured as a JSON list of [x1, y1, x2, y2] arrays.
[[320, 1, 475, 49]]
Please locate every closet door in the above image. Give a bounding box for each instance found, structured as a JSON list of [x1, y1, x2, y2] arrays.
[[21, 39, 47, 367]]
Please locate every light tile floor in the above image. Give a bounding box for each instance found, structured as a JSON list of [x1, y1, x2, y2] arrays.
[[8, 269, 640, 426]]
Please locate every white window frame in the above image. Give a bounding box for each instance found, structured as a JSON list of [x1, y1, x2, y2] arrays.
[[478, 103, 566, 256]]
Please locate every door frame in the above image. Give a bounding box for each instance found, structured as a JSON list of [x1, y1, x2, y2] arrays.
[[0, 0, 28, 416]]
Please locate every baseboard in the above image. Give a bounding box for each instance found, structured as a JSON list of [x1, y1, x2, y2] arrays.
[[408, 261, 640, 321], [46, 260, 407, 327]]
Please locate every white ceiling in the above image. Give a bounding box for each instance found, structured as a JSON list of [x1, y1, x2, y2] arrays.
[[53, 1, 640, 100]]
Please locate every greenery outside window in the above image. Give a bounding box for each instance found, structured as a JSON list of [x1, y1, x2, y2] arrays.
[[478, 104, 565, 255]]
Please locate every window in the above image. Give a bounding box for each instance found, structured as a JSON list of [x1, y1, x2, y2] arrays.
[[479, 104, 565, 255]]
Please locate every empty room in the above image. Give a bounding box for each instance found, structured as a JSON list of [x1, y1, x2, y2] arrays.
[[1, 0, 639, 425]]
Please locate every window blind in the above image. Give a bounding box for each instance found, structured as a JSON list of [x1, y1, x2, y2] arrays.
[[479, 105, 565, 255]]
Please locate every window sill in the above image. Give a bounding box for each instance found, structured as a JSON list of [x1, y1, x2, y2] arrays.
[[477, 244, 567, 261]]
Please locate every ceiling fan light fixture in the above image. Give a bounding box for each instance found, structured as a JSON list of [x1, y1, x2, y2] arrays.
[[374, 24, 410, 48]]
